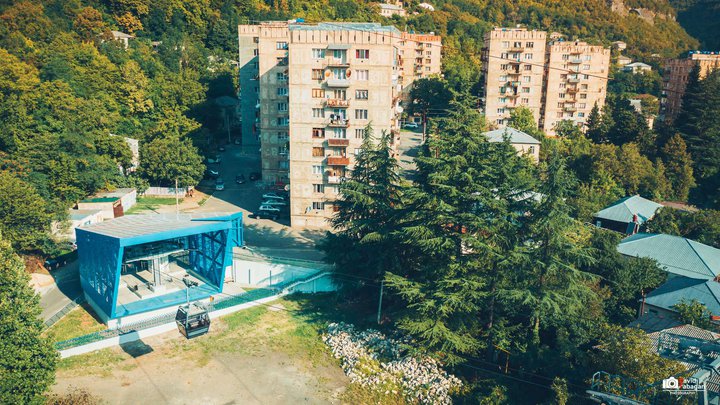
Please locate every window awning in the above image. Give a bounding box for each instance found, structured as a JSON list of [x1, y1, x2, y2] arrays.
[[327, 44, 351, 50]]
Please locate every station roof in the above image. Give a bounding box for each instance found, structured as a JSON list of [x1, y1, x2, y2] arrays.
[[617, 233, 720, 280], [593, 195, 663, 224], [484, 127, 541, 145], [77, 212, 241, 243]]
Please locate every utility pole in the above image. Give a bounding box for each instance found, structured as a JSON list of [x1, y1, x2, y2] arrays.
[[175, 178, 179, 219], [422, 111, 427, 143], [376, 279, 384, 325]]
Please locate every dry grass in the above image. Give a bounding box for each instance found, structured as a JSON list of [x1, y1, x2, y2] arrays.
[[43, 304, 105, 342]]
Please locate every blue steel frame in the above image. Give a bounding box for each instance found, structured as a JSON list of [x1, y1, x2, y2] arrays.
[[76, 213, 243, 321]]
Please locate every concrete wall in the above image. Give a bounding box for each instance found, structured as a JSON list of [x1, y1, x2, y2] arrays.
[[233, 257, 333, 291]]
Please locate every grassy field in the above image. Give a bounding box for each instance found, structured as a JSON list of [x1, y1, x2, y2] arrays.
[[53, 294, 403, 403], [125, 197, 182, 214], [43, 303, 105, 342]]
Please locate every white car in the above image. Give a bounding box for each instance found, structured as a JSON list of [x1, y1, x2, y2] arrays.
[[262, 192, 286, 201], [258, 204, 281, 213], [404, 122, 420, 129], [261, 199, 287, 206]]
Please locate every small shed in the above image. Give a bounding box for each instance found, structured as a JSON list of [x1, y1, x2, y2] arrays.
[[483, 127, 541, 162], [77, 188, 137, 220], [592, 195, 663, 234]]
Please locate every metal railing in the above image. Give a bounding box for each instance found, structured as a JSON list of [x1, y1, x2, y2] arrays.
[[44, 296, 85, 329]]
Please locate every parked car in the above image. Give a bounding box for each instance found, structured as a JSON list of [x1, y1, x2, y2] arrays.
[[218, 146, 226, 152], [207, 155, 222, 164], [403, 122, 420, 129], [261, 199, 287, 206], [235, 174, 246, 184], [249, 172, 261, 181], [206, 168, 220, 178], [256, 204, 281, 219], [215, 178, 225, 191], [262, 192, 286, 201], [234, 138, 241, 145], [254, 210, 278, 220]]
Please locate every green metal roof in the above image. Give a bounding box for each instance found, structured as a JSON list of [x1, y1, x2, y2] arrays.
[[594, 195, 663, 224], [644, 276, 720, 315], [618, 233, 720, 280], [483, 127, 541, 145]]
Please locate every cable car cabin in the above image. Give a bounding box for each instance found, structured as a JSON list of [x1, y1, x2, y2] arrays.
[[175, 303, 210, 339]]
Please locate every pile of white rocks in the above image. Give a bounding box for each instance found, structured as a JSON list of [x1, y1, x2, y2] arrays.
[[323, 322, 462, 404]]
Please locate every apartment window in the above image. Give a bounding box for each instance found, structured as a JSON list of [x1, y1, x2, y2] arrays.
[[579, 103, 587, 109], [502, 41, 510, 48], [562, 54, 570, 61], [501, 64, 509, 70], [356, 49, 370, 59], [277, 87, 288, 96], [253, 37, 259, 43], [277, 102, 288, 112], [254, 86, 258, 94], [425, 58, 431, 64], [355, 90, 368, 100], [496, 119, 504, 125], [499, 86, 506, 93], [581, 84, 588, 90], [277, 117, 289, 126], [276, 41, 288, 50], [528, 146, 535, 154], [584, 55, 592, 61], [276, 57, 287, 66], [253, 49, 259, 56], [524, 65, 532, 71], [312, 69, 324, 80], [497, 108, 505, 114], [556, 112, 563, 118], [313, 184, 324, 193], [580, 94, 587, 99], [312, 202, 324, 210], [312, 88, 325, 98], [312, 128, 325, 138], [526, 42, 534, 48], [426, 51, 432, 56], [356, 70, 369, 80], [583, 64, 590, 70], [312, 147, 325, 157], [355, 129, 365, 139], [557, 102, 564, 108], [521, 98, 529, 104], [501, 53, 509, 60], [332, 128, 347, 138], [499, 75, 508, 82], [583, 74, 590, 79], [560, 74, 567, 79], [559, 83, 566, 89], [278, 131, 289, 141], [559, 93, 566, 99], [327, 185, 339, 194], [355, 109, 368, 120], [312, 108, 325, 118], [333, 89, 346, 99], [277, 72, 288, 81], [498, 97, 507, 103], [312, 48, 326, 59], [578, 112, 586, 118], [522, 76, 531, 83], [312, 165, 323, 174], [521, 87, 530, 93], [279, 161, 289, 169], [524, 53, 533, 60]]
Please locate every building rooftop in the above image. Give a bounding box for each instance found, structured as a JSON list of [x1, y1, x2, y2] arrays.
[[79, 212, 241, 240], [626, 62, 651, 68], [644, 276, 720, 315], [110, 30, 134, 39], [289, 22, 401, 34], [593, 195, 663, 224], [380, 3, 404, 10], [69, 209, 103, 221], [484, 127, 541, 145], [618, 233, 720, 280]]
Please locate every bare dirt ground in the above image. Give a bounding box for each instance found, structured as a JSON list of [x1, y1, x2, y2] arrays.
[[53, 300, 350, 405]]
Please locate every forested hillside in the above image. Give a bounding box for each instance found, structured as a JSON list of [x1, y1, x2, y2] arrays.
[[669, 0, 720, 50]]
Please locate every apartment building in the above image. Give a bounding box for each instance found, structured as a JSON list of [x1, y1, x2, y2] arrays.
[[239, 22, 436, 229], [661, 52, 720, 121], [481, 27, 547, 127], [481, 28, 611, 135], [398, 32, 442, 98], [541, 41, 610, 135]]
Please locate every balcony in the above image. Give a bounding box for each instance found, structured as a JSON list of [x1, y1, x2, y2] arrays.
[[326, 78, 350, 88], [508, 81, 521, 87], [327, 156, 350, 166], [324, 58, 349, 68], [325, 99, 350, 108], [508, 59, 522, 65], [566, 86, 579, 93], [569, 58, 582, 64], [564, 105, 577, 112], [510, 46, 524, 52], [505, 93, 520, 98], [570, 49, 582, 55], [567, 77, 581, 83], [507, 70, 521, 76], [327, 176, 344, 184], [327, 138, 350, 147], [327, 118, 350, 128]]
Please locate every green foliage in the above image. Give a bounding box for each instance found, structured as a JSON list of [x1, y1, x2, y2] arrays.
[[608, 69, 663, 97], [140, 136, 205, 186], [661, 134, 695, 201], [675, 68, 720, 208], [672, 299, 713, 329], [406, 77, 454, 121], [508, 107, 542, 140], [0, 171, 52, 252], [645, 207, 720, 248], [0, 238, 58, 403]]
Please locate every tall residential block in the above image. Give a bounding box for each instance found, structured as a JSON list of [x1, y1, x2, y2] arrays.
[[238, 22, 440, 229], [541, 41, 610, 135], [481, 28, 610, 135], [481, 27, 547, 127], [398, 32, 443, 98], [661, 52, 720, 122]]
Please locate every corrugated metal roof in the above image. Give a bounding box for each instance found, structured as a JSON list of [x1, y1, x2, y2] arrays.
[[593, 195, 663, 224], [483, 127, 541, 145], [618, 233, 720, 279], [69, 209, 102, 220], [289, 22, 401, 34], [644, 276, 720, 314], [79, 212, 239, 239]]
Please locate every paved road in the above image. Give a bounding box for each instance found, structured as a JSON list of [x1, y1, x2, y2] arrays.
[[40, 261, 82, 322], [397, 129, 423, 180]]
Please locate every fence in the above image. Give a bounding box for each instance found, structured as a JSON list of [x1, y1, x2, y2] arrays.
[[44, 296, 85, 329], [143, 186, 193, 197]]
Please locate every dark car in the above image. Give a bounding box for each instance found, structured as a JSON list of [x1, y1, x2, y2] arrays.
[[254, 210, 278, 220], [249, 172, 262, 181], [206, 168, 220, 178], [235, 174, 246, 184], [218, 146, 226, 152], [44, 258, 67, 270]]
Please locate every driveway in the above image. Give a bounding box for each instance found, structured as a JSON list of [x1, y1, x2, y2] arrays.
[[39, 261, 82, 323]]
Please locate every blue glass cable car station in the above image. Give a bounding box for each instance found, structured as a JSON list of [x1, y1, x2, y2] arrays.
[[75, 212, 243, 325]]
